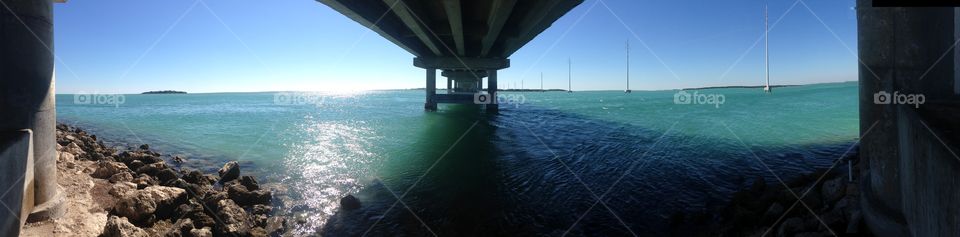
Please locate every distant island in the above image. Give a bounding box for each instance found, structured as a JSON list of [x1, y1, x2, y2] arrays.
[[680, 85, 797, 90], [142, 90, 187, 94]]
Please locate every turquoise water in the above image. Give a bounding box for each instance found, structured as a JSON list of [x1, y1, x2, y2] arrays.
[[56, 81, 858, 235]]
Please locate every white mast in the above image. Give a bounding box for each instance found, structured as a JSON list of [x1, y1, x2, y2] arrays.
[[568, 58, 572, 93], [625, 40, 632, 93], [764, 5, 771, 93], [540, 72, 544, 92]]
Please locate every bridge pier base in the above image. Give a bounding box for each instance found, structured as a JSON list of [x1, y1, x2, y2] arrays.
[[487, 69, 498, 113], [425, 68, 437, 111]]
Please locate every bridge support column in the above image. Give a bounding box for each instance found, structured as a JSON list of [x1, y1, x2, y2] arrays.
[[425, 68, 437, 111], [0, 0, 63, 225], [487, 70, 498, 113]]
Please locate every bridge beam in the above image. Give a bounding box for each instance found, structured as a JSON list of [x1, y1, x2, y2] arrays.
[[385, 0, 443, 56], [442, 0, 465, 55], [503, 0, 581, 56], [480, 0, 517, 56], [414, 57, 509, 70]]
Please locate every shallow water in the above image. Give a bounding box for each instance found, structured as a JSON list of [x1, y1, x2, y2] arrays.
[[57, 81, 858, 235]]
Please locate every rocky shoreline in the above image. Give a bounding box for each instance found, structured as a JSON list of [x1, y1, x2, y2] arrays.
[[671, 148, 872, 237], [25, 124, 286, 236]]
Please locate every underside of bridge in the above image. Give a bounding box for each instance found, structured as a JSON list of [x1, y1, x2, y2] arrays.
[[317, 0, 584, 111]]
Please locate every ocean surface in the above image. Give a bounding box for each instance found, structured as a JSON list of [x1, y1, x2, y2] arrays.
[[57, 81, 859, 236]]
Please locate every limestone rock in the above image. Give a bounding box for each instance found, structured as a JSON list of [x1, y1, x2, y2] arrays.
[[189, 227, 213, 237], [226, 181, 271, 206], [109, 181, 137, 197], [777, 217, 805, 237], [821, 177, 846, 204], [113, 186, 188, 223], [216, 199, 252, 236], [239, 175, 260, 190], [218, 161, 240, 183], [109, 172, 134, 183], [102, 216, 148, 237], [92, 161, 129, 179]]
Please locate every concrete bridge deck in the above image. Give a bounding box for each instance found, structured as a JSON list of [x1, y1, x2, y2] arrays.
[[317, 0, 584, 111]]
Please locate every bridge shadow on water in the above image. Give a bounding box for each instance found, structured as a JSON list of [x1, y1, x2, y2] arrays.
[[317, 104, 857, 236]]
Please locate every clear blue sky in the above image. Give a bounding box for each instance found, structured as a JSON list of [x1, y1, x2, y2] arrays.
[[53, 0, 858, 93]]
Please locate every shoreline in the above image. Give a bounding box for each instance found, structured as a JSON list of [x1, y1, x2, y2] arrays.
[[22, 124, 287, 236], [671, 146, 871, 236], [21, 123, 866, 236]]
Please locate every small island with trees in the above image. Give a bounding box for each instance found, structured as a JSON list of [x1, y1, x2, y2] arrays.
[[141, 90, 187, 94]]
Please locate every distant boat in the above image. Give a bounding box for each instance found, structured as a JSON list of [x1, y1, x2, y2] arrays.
[[625, 40, 632, 93], [540, 72, 544, 92], [568, 58, 573, 93], [763, 5, 771, 94]]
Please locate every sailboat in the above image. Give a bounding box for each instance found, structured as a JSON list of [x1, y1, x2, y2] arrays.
[[540, 72, 544, 92], [625, 40, 632, 93], [567, 58, 573, 93], [763, 5, 771, 94]]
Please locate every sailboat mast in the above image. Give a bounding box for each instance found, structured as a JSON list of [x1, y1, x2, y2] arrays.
[[568, 58, 572, 92], [764, 5, 770, 89], [540, 72, 544, 91], [626, 40, 630, 91]]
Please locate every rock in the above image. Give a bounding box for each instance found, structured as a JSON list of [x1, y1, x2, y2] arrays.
[[109, 172, 134, 183], [156, 168, 179, 183], [136, 162, 168, 176], [340, 194, 361, 210], [249, 227, 267, 237], [134, 174, 158, 189], [762, 202, 785, 224], [795, 232, 828, 237], [226, 181, 272, 206], [203, 190, 229, 210], [218, 161, 240, 183], [139, 144, 150, 150], [92, 161, 129, 179], [102, 216, 148, 237], [182, 170, 217, 186], [821, 177, 846, 203], [113, 186, 188, 223], [252, 204, 272, 215], [846, 210, 862, 234], [239, 175, 260, 190], [189, 227, 213, 237], [109, 182, 137, 197], [65, 142, 85, 156], [177, 201, 217, 229], [777, 217, 804, 237], [165, 218, 194, 237], [59, 151, 76, 163], [128, 160, 145, 172], [265, 216, 286, 235], [216, 199, 252, 236], [821, 207, 846, 231], [173, 156, 185, 164]]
